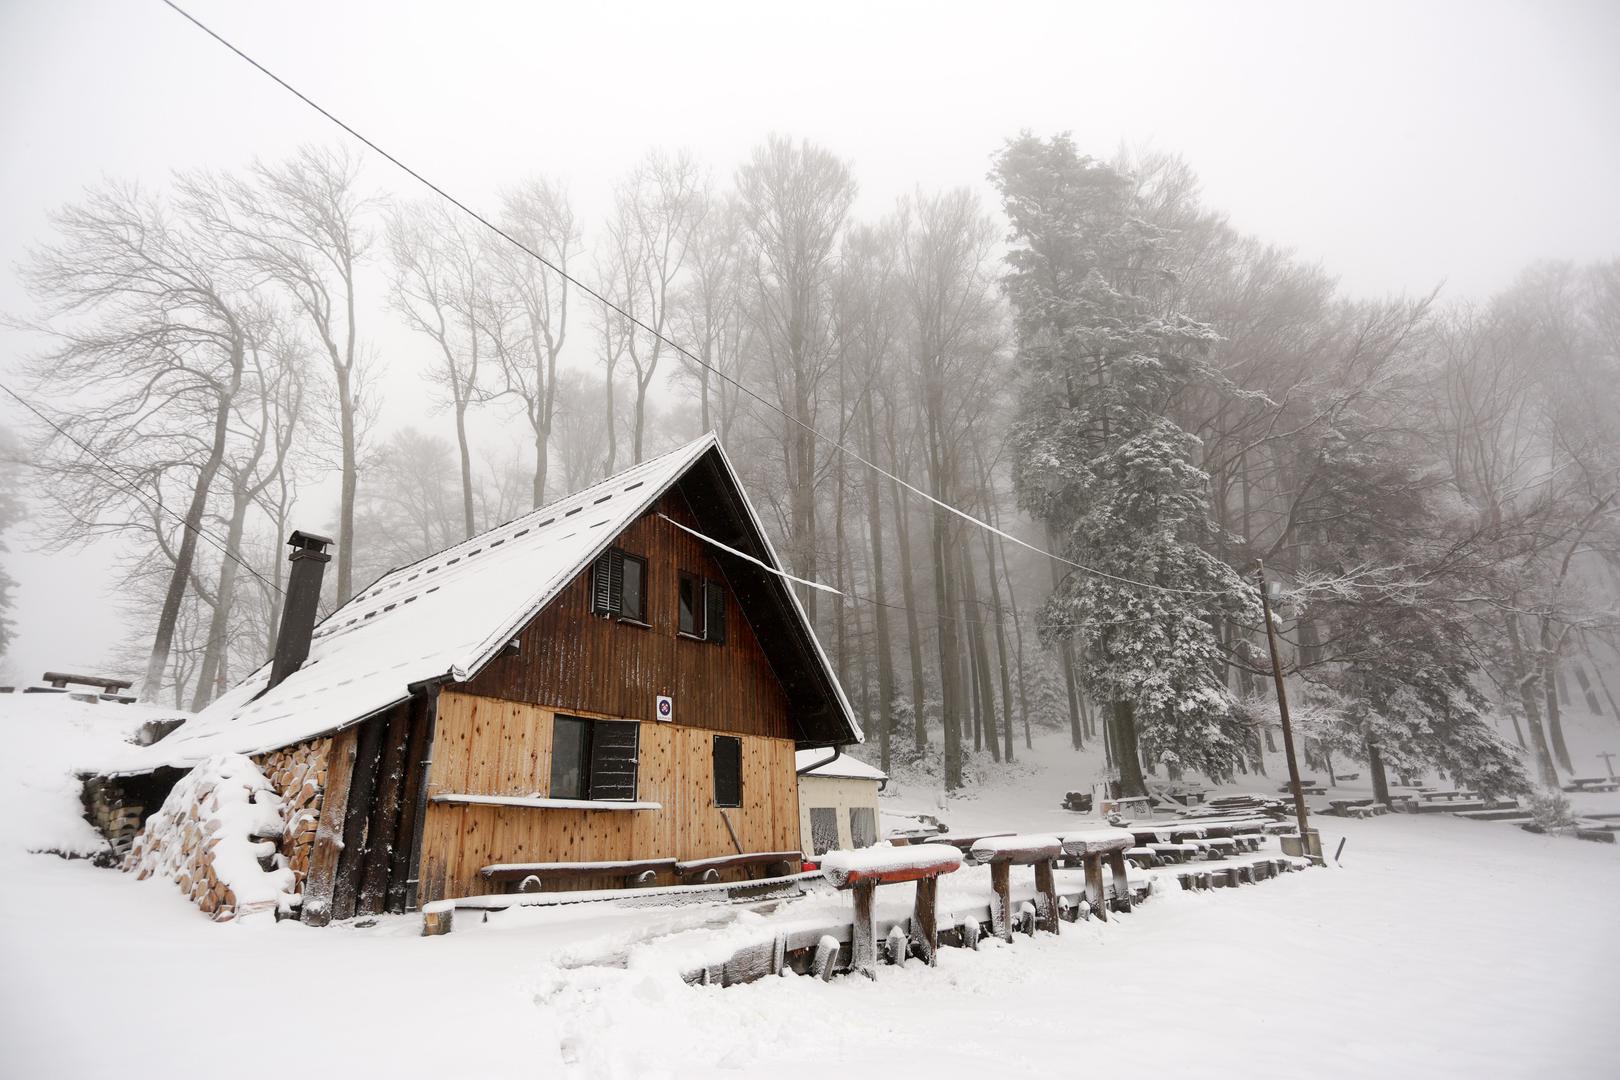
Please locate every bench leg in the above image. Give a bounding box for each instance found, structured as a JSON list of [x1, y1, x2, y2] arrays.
[[911, 875, 940, 965], [850, 880, 878, 980], [1034, 860, 1060, 935], [990, 861, 1013, 941], [1107, 851, 1131, 913], [1084, 855, 1107, 922]]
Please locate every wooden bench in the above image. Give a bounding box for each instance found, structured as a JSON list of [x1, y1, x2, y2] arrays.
[[1346, 803, 1388, 819], [821, 844, 963, 978], [1056, 827, 1136, 923], [1563, 777, 1620, 794], [480, 858, 677, 892], [968, 835, 1065, 940], [675, 851, 801, 884]]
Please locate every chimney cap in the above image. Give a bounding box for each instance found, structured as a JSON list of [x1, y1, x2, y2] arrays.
[[288, 529, 335, 550]]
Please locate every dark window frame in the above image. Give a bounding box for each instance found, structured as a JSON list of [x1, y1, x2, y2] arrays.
[[676, 572, 728, 645], [678, 571, 702, 637], [549, 715, 594, 800], [712, 734, 742, 808]]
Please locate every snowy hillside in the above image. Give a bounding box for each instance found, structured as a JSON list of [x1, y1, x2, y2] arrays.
[[2, 693, 1617, 1079]]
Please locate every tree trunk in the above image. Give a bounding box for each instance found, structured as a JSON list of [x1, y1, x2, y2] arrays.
[[1112, 700, 1147, 798], [190, 489, 252, 710], [334, 364, 358, 604], [453, 398, 476, 539], [1571, 661, 1604, 715], [1508, 611, 1560, 786], [143, 377, 235, 697], [861, 395, 896, 773], [960, 544, 1000, 763], [1539, 621, 1574, 773], [892, 476, 928, 752], [1367, 739, 1391, 805]]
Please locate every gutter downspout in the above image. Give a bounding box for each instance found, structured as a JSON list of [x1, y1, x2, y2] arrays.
[[797, 745, 843, 777]]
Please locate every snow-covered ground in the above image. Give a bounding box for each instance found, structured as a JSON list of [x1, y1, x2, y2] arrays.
[[3, 695, 1618, 1079]]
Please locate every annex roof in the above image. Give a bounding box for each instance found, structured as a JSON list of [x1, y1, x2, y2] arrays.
[[127, 434, 861, 771], [795, 749, 887, 782]]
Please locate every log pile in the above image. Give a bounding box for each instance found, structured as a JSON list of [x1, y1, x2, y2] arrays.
[[254, 737, 330, 895], [123, 754, 295, 922]]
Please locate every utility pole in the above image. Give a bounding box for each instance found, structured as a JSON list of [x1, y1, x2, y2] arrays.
[[1254, 561, 1310, 846]]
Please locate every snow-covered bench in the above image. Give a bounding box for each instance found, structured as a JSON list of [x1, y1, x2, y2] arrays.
[[821, 844, 963, 978], [675, 851, 801, 884], [480, 858, 677, 891], [967, 834, 1064, 940], [1056, 827, 1135, 921]]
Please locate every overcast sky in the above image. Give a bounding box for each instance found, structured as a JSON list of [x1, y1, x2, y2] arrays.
[[2, 0, 1618, 682]]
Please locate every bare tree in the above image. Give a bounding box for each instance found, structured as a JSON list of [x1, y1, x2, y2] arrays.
[[736, 135, 857, 623], [604, 149, 702, 464], [388, 201, 495, 539], [220, 146, 378, 605], [492, 178, 578, 506], [19, 181, 252, 697]]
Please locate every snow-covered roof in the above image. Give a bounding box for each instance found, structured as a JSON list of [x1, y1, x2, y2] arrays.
[[124, 434, 857, 771], [796, 749, 886, 782]]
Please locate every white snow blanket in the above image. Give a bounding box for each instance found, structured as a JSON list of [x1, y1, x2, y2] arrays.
[[1056, 827, 1137, 854], [124, 754, 296, 920], [0, 691, 187, 856], [968, 833, 1063, 862]]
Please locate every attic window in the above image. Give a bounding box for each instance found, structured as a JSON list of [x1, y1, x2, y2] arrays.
[[678, 573, 727, 644], [591, 548, 647, 623]]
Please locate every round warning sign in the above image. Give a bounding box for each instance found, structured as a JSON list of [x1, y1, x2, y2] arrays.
[[656, 694, 673, 721]]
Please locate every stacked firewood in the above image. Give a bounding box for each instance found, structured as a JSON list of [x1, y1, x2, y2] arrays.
[[255, 737, 330, 893], [123, 754, 294, 922]]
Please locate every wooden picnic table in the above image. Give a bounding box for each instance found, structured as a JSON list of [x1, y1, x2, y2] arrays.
[[1564, 777, 1620, 793]]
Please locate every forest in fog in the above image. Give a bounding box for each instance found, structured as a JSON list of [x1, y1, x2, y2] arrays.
[[5, 131, 1618, 800]]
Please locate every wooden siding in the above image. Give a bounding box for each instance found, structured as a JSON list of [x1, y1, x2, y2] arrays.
[[418, 690, 800, 899], [463, 490, 794, 740]]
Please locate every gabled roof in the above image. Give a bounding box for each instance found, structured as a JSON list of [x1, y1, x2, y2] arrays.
[[132, 434, 861, 770]]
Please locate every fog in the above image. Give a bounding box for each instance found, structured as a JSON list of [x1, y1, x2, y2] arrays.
[[1, 0, 1617, 684]]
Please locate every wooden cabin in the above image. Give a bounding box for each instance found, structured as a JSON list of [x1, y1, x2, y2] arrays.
[[115, 434, 861, 923]]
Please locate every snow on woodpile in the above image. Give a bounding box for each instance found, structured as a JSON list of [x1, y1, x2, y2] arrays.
[[253, 737, 330, 896], [124, 754, 296, 921], [819, 842, 962, 885]]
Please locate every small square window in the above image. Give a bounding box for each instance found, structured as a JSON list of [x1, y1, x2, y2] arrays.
[[713, 735, 742, 808]]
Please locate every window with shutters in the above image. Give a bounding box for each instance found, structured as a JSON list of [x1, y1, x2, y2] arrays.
[[809, 807, 840, 855], [591, 548, 647, 623], [712, 735, 742, 808], [677, 573, 727, 643], [549, 715, 640, 802]]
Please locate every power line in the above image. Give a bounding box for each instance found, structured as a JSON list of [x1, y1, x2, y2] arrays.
[[1, 381, 282, 596], [155, 0, 1219, 602]]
